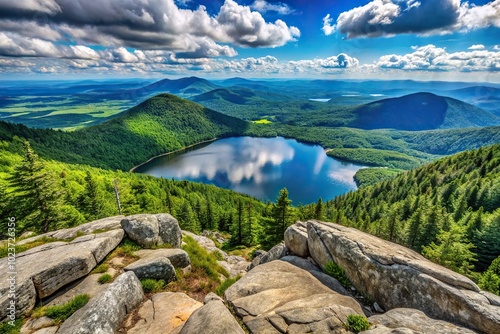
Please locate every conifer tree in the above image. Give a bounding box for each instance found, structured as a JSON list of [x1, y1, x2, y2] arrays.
[[10, 141, 63, 232]]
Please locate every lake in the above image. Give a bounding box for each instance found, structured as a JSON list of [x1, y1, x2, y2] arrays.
[[135, 137, 365, 204]]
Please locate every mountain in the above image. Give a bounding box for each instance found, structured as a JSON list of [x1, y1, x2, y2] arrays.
[[142, 77, 220, 96], [0, 94, 249, 170], [443, 86, 500, 117], [191, 87, 292, 104], [348, 92, 500, 130]]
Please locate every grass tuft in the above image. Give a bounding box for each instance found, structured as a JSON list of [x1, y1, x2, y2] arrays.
[[97, 274, 113, 284], [44, 294, 90, 322], [323, 260, 351, 289], [215, 276, 241, 297], [140, 279, 166, 293]]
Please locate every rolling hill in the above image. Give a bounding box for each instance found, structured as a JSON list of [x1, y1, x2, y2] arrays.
[[0, 94, 249, 170], [347, 92, 499, 130]]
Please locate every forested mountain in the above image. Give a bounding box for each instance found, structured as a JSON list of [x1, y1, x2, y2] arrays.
[[0, 94, 249, 170], [141, 77, 220, 96], [349, 93, 499, 130], [326, 144, 500, 273]]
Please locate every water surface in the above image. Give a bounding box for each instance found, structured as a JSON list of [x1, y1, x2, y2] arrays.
[[136, 137, 364, 204]]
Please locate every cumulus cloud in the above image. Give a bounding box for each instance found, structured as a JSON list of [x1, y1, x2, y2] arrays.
[[468, 44, 485, 50], [326, 0, 500, 38], [251, 0, 294, 15], [373, 44, 500, 72], [0, 0, 299, 59], [494, 45, 500, 50]]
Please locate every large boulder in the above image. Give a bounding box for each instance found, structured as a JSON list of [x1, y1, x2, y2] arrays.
[[127, 292, 202, 334], [225, 260, 364, 333], [57, 272, 144, 334], [121, 214, 182, 248], [0, 230, 124, 321], [307, 220, 500, 334], [135, 249, 190, 269], [366, 308, 478, 334], [179, 300, 245, 334], [124, 256, 176, 282], [257, 243, 287, 266], [284, 222, 309, 258]]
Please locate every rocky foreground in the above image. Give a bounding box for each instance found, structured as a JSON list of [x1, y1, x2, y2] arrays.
[[0, 215, 499, 334]]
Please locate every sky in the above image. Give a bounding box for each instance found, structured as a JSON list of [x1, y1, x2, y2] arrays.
[[0, 0, 499, 81]]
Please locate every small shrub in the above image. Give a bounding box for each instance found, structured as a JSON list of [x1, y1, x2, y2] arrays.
[[91, 263, 109, 274], [45, 294, 90, 321], [0, 319, 23, 334], [98, 274, 112, 284], [324, 260, 351, 289], [140, 279, 166, 293], [182, 236, 229, 280], [346, 314, 371, 333], [215, 276, 241, 296]]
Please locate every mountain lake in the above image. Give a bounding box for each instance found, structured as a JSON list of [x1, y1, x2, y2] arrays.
[[135, 136, 365, 204]]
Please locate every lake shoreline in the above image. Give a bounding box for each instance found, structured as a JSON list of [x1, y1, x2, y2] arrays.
[[129, 137, 218, 172]]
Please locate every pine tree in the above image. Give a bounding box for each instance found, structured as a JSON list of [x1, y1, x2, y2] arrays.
[[79, 171, 101, 220], [314, 197, 324, 220], [10, 141, 63, 232], [273, 188, 292, 242]]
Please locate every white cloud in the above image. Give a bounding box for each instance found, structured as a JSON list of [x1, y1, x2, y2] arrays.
[[327, 0, 500, 38], [494, 45, 500, 50], [251, 0, 294, 15], [373, 44, 500, 72], [468, 44, 485, 50], [322, 14, 335, 36], [0, 0, 300, 59]]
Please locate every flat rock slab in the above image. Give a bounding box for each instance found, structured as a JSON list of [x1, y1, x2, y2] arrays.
[[17, 216, 124, 245], [0, 229, 123, 321], [307, 220, 500, 334], [128, 292, 202, 334], [368, 308, 478, 334], [57, 272, 144, 334], [179, 300, 244, 334], [225, 260, 364, 334], [121, 214, 182, 248], [135, 249, 190, 269], [44, 274, 107, 307]]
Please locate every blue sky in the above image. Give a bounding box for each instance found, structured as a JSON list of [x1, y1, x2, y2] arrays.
[[0, 0, 499, 81]]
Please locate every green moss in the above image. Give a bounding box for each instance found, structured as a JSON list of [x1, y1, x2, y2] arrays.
[[346, 314, 371, 333], [0, 237, 59, 258], [182, 235, 229, 281]]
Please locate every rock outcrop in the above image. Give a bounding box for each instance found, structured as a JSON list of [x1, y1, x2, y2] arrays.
[[57, 272, 144, 334], [126, 292, 202, 334], [306, 220, 500, 334], [17, 216, 124, 245], [0, 229, 124, 320], [121, 214, 182, 248], [179, 299, 245, 334], [284, 221, 309, 258], [367, 308, 478, 334], [225, 260, 364, 333], [135, 249, 191, 269], [124, 256, 176, 282]]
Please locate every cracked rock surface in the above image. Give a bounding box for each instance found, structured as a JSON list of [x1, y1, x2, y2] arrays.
[[127, 292, 202, 334], [225, 260, 364, 333], [0, 229, 124, 321], [306, 220, 500, 334]]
